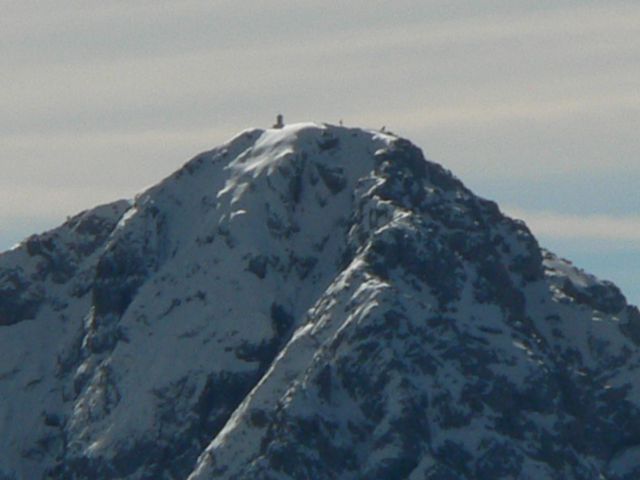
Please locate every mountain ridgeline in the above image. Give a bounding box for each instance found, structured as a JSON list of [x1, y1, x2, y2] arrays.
[[1, 123, 639, 479]]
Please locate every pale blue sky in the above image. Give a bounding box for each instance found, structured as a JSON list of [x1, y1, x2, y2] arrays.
[[2, 1, 638, 304]]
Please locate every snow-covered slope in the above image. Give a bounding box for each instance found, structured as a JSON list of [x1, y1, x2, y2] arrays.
[[1, 123, 639, 479]]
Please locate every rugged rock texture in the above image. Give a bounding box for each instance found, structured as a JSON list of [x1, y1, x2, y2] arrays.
[[1, 123, 638, 479]]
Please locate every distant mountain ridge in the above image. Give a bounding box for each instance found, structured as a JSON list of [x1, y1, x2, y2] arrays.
[[1, 123, 639, 479]]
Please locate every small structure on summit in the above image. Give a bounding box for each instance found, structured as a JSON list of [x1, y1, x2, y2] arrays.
[[273, 114, 284, 129]]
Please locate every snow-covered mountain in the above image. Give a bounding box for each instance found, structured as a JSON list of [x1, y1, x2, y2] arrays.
[[1, 123, 639, 480]]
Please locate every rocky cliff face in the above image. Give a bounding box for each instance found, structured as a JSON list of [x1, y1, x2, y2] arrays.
[[1, 123, 639, 480]]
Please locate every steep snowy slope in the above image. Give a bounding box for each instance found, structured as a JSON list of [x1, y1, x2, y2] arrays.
[[1, 123, 639, 480]]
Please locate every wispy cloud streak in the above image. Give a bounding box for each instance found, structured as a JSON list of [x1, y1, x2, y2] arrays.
[[506, 208, 640, 242]]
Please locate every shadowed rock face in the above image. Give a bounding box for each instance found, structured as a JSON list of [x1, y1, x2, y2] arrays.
[[0, 201, 130, 326], [0, 123, 638, 480]]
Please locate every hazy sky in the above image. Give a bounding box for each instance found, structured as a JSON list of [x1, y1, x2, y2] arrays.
[[2, 1, 639, 304]]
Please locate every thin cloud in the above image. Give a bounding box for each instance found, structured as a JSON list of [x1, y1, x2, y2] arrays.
[[506, 208, 640, 242], [361, 93, 640, 128]]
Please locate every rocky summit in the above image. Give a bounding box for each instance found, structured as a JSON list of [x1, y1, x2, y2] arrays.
[[1, 123, 639, 480]]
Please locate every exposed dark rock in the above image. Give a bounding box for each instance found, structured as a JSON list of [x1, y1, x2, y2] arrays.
[[0, 268, 45, 326]]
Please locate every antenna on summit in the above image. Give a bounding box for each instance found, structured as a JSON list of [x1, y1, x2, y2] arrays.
[[273, 114, 284, 129]]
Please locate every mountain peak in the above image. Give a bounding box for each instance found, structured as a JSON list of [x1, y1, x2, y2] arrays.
[[1, 124, 639, 479]]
